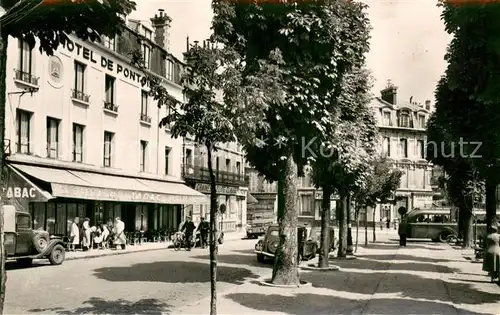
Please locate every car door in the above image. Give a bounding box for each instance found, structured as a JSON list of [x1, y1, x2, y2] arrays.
[[15, 213, 33, 255]]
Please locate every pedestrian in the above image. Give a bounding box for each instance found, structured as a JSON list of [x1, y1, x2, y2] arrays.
[[181, 216, 196, 251], [482, 224, 500, 283], [101, 223, 110, 250], [113, 217, 127, 250], [196, 217, 210, 248], [69, 217, 80, 251], [386, 218, 390, 229], [398, 215, 408, 247], [82, 218, 92, 251]]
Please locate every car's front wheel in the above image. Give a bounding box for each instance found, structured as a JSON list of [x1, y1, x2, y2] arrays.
[[48, 244, 65, 265]]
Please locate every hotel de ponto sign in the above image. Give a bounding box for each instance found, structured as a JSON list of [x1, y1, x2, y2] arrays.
[[60, 39, 149, 87]]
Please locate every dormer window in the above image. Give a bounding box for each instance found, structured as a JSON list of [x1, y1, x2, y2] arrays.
[[143, 28, 152, 41], [418, 115, 425, 128], [142, 43, 151, 69], [399, 111, 410, 128], [382, 111, 391, 126]]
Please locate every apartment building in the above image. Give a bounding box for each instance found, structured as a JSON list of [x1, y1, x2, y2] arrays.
[[368, 82, 435, 224], [181, 141, 249, 233], [2, 10, 209, 238]]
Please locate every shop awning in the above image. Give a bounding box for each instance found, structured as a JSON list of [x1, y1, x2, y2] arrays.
[[12, 164, 208, 205], [247, 192, 258, 204], [4, 165, 54, 202]]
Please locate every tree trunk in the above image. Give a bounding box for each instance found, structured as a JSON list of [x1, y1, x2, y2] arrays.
[[372, 206, 376, 243], [364, 207, 368, 246], [355, 208, 359, 252], [346, 195, 353, 255], [206, 144, 218, 315], [318, 185, 332, 268], [485, 178, 497, 231], [337, 193, 348, 258], [0, 33, 8, 315], [271, 156, 299, 285], [460, 207, 473, 248]]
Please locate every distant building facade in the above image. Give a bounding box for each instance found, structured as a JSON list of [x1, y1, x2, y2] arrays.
[[368, 82, 435, 225]]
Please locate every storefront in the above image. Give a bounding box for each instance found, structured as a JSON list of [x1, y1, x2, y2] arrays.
[[5, 163, 208, 237]]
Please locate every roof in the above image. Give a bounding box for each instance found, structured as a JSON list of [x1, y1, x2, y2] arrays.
[[370, 97, 430, 114]]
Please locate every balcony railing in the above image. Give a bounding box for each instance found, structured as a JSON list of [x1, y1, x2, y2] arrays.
[[182, 164, 249, 186], [140, 114, 152, 124], [104, 101, 119, 113], [71, 89, 90, 103], [14, 69, 39, 86]]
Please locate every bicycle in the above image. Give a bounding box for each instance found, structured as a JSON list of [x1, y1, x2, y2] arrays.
[[173, 232, 195, 251]]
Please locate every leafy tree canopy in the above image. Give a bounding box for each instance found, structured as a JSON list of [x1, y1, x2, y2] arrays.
[[439, 2, 500, 179], [1, 0, 136, 54], [212, 0, 371, 181]]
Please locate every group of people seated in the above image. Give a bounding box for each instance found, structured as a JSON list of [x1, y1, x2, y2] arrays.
[[68, 217, 126, 251]]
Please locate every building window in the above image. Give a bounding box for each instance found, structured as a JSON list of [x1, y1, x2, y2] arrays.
[[383, 137, 391, 157], [299, 194, 313, 216], [399, 112, 410, 128], [185, 148, 192, 166], [236, 161, 241, 174], [225, 158, 231, 172], [16, 109, 31, 154], [74, 61, 85, 93], [399, 138, 408, 158], [142, 44, 151, 69], [143, 28, 152, 41], [418, 115, 425, 128], [18, 39, 33, 77], [383, 111, 391, 126], [417, 140, 425, 159], [141, 90, 148, 116], [103, 131, 114, 167], [103, 35, 116, 51], [73, 124, 84, 163], [140, 140, 148, 172], [166, 60, 174, 81], [46, 117, 60, 158], [165, 146, 171, 175], [105, 75, 115, 104], [216, 157, 220, 171]]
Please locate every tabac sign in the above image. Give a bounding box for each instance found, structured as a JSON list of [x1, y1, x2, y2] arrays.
[[2, 166, 52, 202], [194, 183, 238, 195]]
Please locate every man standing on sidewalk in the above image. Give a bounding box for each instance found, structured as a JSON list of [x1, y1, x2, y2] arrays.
[[398, 214, 408, 247]]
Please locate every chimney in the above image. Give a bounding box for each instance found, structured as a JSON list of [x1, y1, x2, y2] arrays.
[[425, 100, 431, 111], [150, 9, 172, 51], [380, 80, 398, 105]]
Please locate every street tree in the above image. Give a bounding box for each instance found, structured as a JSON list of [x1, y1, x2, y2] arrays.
[[131, 40, 282, 315], [439, 1, 500, 229], [426, 75, 484, 247], [213, 0, 371, 284], [353, 155, 402, 247], [311, 67, 374, 265], [0, 1, 136, 313]]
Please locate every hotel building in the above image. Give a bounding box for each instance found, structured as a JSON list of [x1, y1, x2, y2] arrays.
[[2, 10, 212, 238]]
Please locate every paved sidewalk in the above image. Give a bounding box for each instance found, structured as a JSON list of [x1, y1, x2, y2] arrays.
[[177, 241, 500, 315], [65, 231, 246, 261]]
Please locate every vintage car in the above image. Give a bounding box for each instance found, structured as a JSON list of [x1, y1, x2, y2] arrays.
[[254, 224, 336, 263], [3, 205, 66, 266], [401, 208, 493, 243]]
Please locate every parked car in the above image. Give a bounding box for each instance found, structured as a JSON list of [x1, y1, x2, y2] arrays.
[[3, 205, 66, 266], [254, 224, 336, 263]]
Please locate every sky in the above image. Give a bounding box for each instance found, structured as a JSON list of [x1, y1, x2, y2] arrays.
[[130, 0, 451, 106]]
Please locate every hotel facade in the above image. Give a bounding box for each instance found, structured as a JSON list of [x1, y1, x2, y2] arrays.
[[2, 11, 247, 239]]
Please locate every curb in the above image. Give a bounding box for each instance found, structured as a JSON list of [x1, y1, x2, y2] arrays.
[[65, 235, 247, 261]]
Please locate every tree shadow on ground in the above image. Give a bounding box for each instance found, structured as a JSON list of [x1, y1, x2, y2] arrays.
[[191, 254, 272, 268], [92, 261, 259, 285], [301, 271, 500, 305], [361, 243, 447, 251], [328, 257, 459, 273], [28, 298, 170, 314], [359, 254, 453, 263], [225, 293, 489, 315]]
